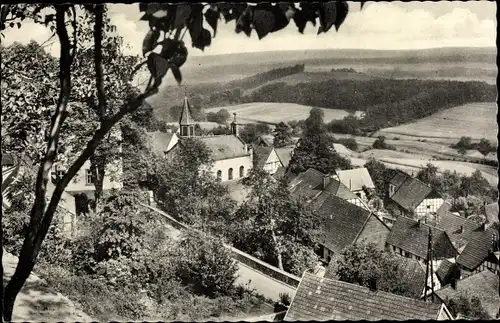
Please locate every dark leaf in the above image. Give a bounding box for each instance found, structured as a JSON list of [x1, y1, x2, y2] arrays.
[[188, 4, 203, 42], [252, 4, 289, 39], [159, 38, 178, 60], [173, 4, 191, 29], [146, 4, 161, 16], [204, 7, 219, 37], [318, 2, 337, 34], [147, 52, 170, 81], [16, 22, 21, 29], [142, 28, 160, 57], [9, 22, 14, 28], [293, 9, 307, 33], [140, 13, 149, 21], [299, 2, 319, 23], [235, 6, 253, 37], [171, 65, 182, 84], [192, 28, 211, 51], [139, 3, 147, 12], [44, 14, 55, 26], [334, 1, 349, 31], [170, 42, 188, 67]]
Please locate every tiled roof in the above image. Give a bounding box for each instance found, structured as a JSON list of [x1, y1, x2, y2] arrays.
[[332, 143, 351, 156], [315, 195, 372, 253], [335, 167, 375, 192], [289, 168, 326, 201], [389, 169, 411, 188], [252, 145, 273, 170], [484, 202, 499, 224], [273, 166, 286, 180], [147, 131, 176, 156], [308, 179, 360, 211], [285, 272, 446, 321], [179, 95, 194, 125], [435, 210, 485, 250], [257, 134, 274, 147], [435, 270, 500, 319], [455, 225, 499, 271], [435, 259, 456, 286], [275, 146, 295, 168], [196, 135, 250, 161], [387, 217, 458, 260], [391, 177, 435, 211]]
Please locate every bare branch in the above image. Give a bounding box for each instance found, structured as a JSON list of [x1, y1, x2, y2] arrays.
[[93, 4, 106, 121], [40, 31, 57, 47]]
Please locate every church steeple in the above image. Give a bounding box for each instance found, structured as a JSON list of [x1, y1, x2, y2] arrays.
[[179, 87, 195, 137]]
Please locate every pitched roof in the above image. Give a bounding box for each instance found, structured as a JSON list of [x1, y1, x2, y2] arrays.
[[273, 166, 286, 180], [387, 216, 458, 260], [389, 169, 411, 188], [147, 131, 176, 156], [257, 134, 274, 147], [332, 143, 351, 156], [455, 225, 499, 271], [179, 95, 194, 125], [435, 270, 500, 319], [484, 202, 499, 224], [390, 176, 435, 211], [435, 210, 486, 250], [315, 195, 373, 253], [289, 168, 326, 201], [275, 146, 295, 168], [252, 145, 273, 170], [285, 272, 446, 321], [435, 259, 456, 286], [196, 135, 250, 161], [308, 179, 360, 211], [335, 167, 375, 192]]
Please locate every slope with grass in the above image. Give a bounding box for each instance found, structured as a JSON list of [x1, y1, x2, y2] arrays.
[[3, 251, 92, 322], [206, 102, 362, 125], [376, 102, 497, 142]]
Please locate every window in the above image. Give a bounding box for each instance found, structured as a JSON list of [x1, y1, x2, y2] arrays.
[[228, 168, 233, 180], [392, 246, 396, 252], [189, 126, 194, 136], [404, 251, 410, 258], [217, 170, 222, 181], [86, 169, 94, 185], [427, 205, 431, 209], [239, 166, 244, 178]]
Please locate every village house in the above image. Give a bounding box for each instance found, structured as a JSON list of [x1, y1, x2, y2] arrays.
[[433, 270, 500, 319], [483, 201, 499, 225], [386, 169, 445, 217], [434, 208, 500, 277], [158, 94, 254, 182], [147, 130, 179, 157], [484, 151, 497, 162], [332, 167, 375, 200], [252, 145, 283, 175], [396, 257, 442, 300], [386, 216, 458, 262], [313, 195, 390, 263], [289, 168, 370, 210], [284, 272, 453, 321]]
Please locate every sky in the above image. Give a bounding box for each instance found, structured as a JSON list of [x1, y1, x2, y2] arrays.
[[1, 1, 496, 57]]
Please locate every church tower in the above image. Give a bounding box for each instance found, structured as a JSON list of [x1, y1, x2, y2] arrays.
[[231, 113, 239, 137], [179, 88, 195, 137]]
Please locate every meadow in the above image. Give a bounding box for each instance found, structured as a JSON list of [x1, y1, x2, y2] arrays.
[[376, 102, 498, 142], [206, 102, 362, 124]]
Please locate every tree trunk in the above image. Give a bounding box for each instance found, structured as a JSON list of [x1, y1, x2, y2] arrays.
[[271, 228, 284, 271]]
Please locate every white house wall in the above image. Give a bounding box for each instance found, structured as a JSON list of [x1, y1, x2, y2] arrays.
[[415, 198, 444, 216], [263, 149, 282, 175], [213, 155, 253, 182], [63, 159, 123, 196]]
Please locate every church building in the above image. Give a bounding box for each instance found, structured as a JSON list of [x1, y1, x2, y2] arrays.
[[155, 93, 253, 182]]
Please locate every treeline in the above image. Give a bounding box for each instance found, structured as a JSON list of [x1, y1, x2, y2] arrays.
[[225, 64, 305, 90]]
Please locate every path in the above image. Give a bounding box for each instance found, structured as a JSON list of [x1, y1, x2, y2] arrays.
[[2, 250, 92, 322]]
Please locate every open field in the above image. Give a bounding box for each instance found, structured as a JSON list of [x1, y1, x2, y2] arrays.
[[207, 102, 362, 125], [376, 102, 498, 142]]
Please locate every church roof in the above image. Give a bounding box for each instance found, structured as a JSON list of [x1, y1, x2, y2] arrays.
[[179, 95, 194, 125], [196, 135, 250, 161]]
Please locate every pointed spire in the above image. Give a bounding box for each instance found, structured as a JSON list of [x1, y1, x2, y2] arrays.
[[179, 86, 194, 126]]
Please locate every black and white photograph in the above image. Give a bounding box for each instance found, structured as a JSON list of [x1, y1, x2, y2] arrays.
[[1, 1, 498, 321]]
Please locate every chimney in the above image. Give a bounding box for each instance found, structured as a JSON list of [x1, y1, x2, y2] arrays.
[[322, 175, 330, 190], [418, 219, 421, 227], [231, 113, 239, 137]]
